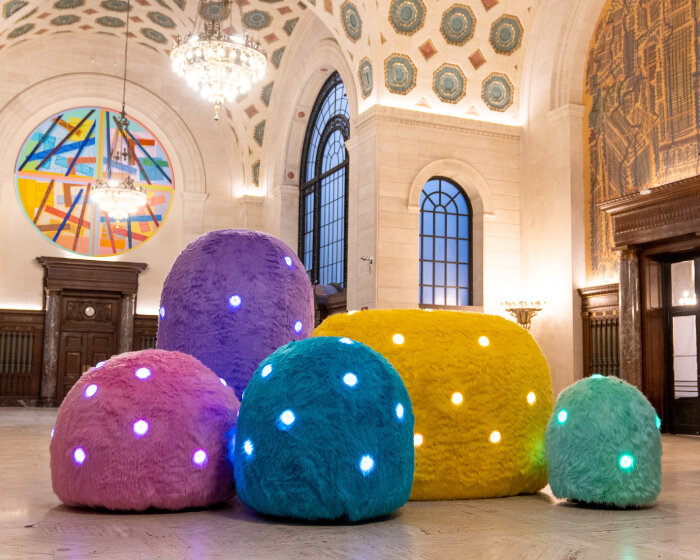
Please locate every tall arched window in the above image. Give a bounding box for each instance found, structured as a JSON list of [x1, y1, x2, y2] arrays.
[[420, 177, 472, 307], [299, 72, 349, 288]]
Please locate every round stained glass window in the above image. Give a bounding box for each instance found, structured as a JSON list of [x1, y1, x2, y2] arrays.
[[15, 107, 174, 256]]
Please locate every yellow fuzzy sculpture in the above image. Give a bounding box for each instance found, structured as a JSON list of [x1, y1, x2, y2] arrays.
[[314, 310, 553, 500]]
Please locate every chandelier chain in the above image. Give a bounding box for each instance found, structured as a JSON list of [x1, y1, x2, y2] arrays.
[[121, 0, 131, 119]]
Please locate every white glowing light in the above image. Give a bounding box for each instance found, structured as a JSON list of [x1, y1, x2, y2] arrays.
[[243, 439, 254, 456], [619, 454, 634, 470], [192, 449, 208, 467], [591, 374, 605, 379], [279, 410, 296, 428], [219, 378, 227, 386], [50, 427, 55, 439], [527, 392, 536, 405], [73, 447, 86, 465], [393, 333, 405, 345], [395, 403, 405, 420], [339, 337, 354, 345], [228, 295, 242, 309], [490, 431, 501, 444], [359, 455, 375, 475], [135, 367, 152, 380], [557, 409, 568, 424], [343, 372, 358, 387], [261, 364, 273, 378], [294, 321, 303, 333], [96, 361, 106, 368], [478, 336, 490, 347], [133, 419, 149, 437], [414, 433, 423, 447], [159, 306, 166, 319], [451, 392, 463, 406], [284, 256, 293, 267], [83, 384, 98, 398]]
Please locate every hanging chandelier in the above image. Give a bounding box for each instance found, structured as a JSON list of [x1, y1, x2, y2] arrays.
[[170, 0, 267, 120], [91, 0, 148, 221]]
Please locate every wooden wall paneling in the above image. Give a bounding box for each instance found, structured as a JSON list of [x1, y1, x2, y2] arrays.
[[0, 310, 44, 405]]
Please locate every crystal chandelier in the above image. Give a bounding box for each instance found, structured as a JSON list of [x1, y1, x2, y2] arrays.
[[171, 0, 267, 120], [91, 0, 148, 221]]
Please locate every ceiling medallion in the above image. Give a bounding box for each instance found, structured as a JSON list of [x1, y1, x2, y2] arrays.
[[171, 0, 268, 120]]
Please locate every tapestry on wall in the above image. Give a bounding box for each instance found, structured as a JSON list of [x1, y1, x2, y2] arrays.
[[583, 0, 700, 281]]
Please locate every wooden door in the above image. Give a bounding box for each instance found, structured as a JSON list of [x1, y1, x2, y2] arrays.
[[56, 295, 120, 403]]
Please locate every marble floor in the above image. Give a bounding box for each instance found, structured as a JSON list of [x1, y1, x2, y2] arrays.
[[1, 408, 699, 560]]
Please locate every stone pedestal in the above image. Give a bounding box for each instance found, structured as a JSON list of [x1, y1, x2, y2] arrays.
[[619, 249, 643, 389]]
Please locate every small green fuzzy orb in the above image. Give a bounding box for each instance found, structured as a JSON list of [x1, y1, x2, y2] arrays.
[[545, 376, 662, 508]]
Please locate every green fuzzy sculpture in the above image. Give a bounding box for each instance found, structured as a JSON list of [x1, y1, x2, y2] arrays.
[[545, 375, 662, 508]]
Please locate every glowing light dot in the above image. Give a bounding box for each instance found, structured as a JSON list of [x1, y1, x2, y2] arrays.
[[655, 415, 661, 430], [591, 374, 605, 379], [359, 455, 375, 475], [132, 420, 149, 437], [135, 367, 151, 380], [228, 295, 242, 309], [159, 306, 165, 319], [73, 447, 86, 465], [343, 372, 358, 387], [619, 454, 634, 470], [557, 409, 568, 424], [348, 310, 358, 315], [83, 384, 97, 398], [284, 256, 293, 267], [95, 361, 106, 368], [527, 392, 536, 405], [339, 337, 354, 345], [393, 333, 405, 345], [261, 364, 273, 378], [451, 392, 463, 406], [279, 409, 296, 428], [395, 403, 405, 420], [478, 336, 490, 347], [243, 439, 254, 456], [414, 433, 423, 447], [294, 321, 303, 334], [50, 427, 55, 439], [490, 431, 501, 444], [218, 378, 227, 387], [192, 449, 208, 467]]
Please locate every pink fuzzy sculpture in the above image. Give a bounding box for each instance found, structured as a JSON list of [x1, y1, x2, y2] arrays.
[[50, 349, 239, 511]]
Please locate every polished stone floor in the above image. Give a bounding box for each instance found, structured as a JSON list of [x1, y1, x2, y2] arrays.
[[1, 408, 699, 560]]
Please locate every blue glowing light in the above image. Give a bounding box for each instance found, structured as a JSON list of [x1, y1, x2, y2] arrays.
[[395, 403, 405, 420], [278, 410, 296, 430], [591, 374, 605, 379], [557, 409, 568, 424], [95, 361, 106, 368], [83, 384, 98, 398], [261, 364, 273, 378], [655, 415, 661, 430], [343, 372, 358, 387], [133, 419, 149, 437], [228, 295, 242, 309], [135, 367, 151, 380], [243, 439, 254, 456], [359, 455, 375, 475], [219, 377, 227, 387], [339, 337, 354, 345], [192, 449, 208, 467], [284, 256, 293, 267], [159, 306, 166, 319], [294, 321, 303, 334], [73, 447, 86, 465], [619, 454, 634, 470]]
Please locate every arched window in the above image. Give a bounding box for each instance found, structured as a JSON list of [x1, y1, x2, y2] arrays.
[[420, 177, 472, 307], [299, 72, 349, 288]]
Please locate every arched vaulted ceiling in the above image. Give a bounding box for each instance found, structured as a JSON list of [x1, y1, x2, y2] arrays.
[[0, 0, 539, 187]]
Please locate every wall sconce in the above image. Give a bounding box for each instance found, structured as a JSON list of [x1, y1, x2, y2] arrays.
[[502, 301, 544, 330]]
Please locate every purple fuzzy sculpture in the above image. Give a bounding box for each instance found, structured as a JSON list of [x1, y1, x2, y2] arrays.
[[156, 229, 314, 399], [50, 349, 239, 511]]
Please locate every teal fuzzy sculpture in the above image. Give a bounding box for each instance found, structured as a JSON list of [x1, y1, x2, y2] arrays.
[[545, 375, 662, 508], [232, 337, 415, 522]]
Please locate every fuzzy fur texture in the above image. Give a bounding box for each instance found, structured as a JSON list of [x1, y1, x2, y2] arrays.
[[545, 376, 662, 508], [50, 349, 240, 511], [157, 229, 314, 399], [314, 310, 554, 500], [233, 337, 415, 522]]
